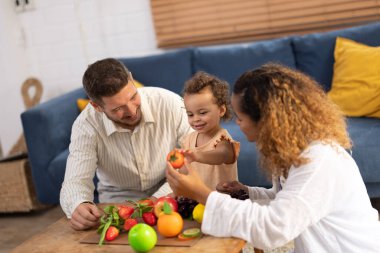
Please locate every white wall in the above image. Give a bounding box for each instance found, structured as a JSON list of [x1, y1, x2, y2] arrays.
[[0, 0, 159, 155]]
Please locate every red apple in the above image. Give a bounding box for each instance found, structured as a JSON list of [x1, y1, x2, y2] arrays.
[[153, 196, 178, 218]]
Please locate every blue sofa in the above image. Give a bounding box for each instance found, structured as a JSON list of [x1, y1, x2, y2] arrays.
[[21, 22, 380, 204]]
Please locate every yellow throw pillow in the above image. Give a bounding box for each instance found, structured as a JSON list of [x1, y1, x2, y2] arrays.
[[133, 79, 144, 88], [328, 37, 380, 118], [77, 98, 90, 112], [76, 80, 144, 112]]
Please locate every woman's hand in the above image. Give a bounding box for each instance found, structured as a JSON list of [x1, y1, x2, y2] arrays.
[[216, 181, 248, 195], [166, 159, 211, 205]]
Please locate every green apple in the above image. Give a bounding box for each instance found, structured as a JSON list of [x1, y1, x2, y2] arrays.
[[128, 224, 157, 252]]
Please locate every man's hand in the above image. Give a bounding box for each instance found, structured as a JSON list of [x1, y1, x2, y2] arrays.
[[70, 202, 102, 231], [216, 181, 248, 194]]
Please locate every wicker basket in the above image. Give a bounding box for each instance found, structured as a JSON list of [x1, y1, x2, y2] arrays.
[[0, 158, 47, 212]]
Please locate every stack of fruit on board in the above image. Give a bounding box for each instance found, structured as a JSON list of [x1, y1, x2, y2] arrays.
[[97, 196, 205, 252]]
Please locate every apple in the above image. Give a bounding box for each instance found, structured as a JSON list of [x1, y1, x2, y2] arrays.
[[153, 196, 178, 218], [128, 224, 157, 253]]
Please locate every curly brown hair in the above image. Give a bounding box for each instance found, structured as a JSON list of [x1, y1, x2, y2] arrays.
[[82, 58, 131, 105], [233, 63, 351, 178], [182, 71, 232, 121]]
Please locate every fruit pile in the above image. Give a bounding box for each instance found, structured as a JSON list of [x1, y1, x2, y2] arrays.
[[98, 198, 156, 246], [97, 196, 202, 252], [176, 196, 198, 219]]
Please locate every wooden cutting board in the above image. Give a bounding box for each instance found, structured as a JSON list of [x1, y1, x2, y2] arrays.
[[80, 220, 203, 247]]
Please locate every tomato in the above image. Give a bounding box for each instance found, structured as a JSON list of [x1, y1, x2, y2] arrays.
[[178, 233, 194, 241], [167, 150, 184, 168]]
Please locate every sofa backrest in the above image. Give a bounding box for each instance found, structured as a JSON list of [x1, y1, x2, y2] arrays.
[[119, 22, 380, 93], [292, 22, 380, 91], [118, 48, 193, 95], [193, 37, 296, 86], [119, 37, 297, 94]]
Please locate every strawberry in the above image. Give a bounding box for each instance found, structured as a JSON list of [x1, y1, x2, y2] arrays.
[[142, 212, 157, 226], [105, 226, 119, 241], [123, 218, 138, 231], [118, 205, 134, 220], [138, 198, 154, 208]]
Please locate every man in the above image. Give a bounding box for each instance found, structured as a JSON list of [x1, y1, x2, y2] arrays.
[[60, 58, 192, 230]]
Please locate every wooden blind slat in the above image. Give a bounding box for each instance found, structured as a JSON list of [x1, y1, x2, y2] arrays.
[[160, 19, 374, 48], [154, 0, 377, 25], [153, 0, 375, 20], [156, 7, 378, 37], [150, 0, 380, 48]]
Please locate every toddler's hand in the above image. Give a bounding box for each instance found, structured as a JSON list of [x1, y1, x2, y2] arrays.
[[178, 149, 197, 163]]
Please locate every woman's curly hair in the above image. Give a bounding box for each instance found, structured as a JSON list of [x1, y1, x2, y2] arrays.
[[233, 63, 351, 178], [182, 71, 233, 121]]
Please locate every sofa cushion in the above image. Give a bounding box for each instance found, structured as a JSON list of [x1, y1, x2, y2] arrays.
[[48, 148, 69, 189], [292, 22, 380, 91], [48, 148, 99, 202], [119, 48, 193, 95], [328, 37, 380, 118], [77, 98, 90, 112], [347, 117, 380, 183], [193, 38, 296, 86]]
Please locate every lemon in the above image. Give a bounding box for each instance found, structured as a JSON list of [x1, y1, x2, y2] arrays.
[[192, 204, 205, 223]]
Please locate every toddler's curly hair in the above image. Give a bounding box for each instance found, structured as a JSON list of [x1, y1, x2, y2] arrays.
[[182, 71, 232, 121]]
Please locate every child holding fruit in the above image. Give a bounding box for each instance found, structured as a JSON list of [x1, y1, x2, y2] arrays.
[[166, 64, 380, 252], [179, 71, 240, 191]]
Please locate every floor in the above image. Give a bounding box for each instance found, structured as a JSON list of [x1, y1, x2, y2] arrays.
[[0, 205, 64, 253], [1, 199, 379, 253]]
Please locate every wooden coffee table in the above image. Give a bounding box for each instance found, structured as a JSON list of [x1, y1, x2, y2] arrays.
[[10, 216, 248, 253]]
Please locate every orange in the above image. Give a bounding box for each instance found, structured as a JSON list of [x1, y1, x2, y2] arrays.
[[157, 211, 183, 237]]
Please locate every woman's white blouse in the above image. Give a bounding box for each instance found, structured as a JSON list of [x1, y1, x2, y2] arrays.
[[202, 142, 380, 252]]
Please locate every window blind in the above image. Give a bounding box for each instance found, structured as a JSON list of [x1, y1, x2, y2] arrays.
[[151, 0, 380, 48]]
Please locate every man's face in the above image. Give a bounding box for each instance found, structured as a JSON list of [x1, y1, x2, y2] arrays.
[[91, 81, 142, 130]]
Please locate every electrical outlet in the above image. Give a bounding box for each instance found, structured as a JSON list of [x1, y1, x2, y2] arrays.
[[14, 0, 35, 13], [14, 0, 24, 13], [24, 0, 35, 11]]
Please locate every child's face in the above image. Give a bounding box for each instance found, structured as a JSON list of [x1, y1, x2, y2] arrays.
[[184, 87, 226, 134]]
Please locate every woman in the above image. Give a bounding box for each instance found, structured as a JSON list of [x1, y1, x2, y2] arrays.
[[166, 64, 380, 252]]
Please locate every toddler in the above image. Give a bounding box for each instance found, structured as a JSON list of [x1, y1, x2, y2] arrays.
[[180, 71, 240, 190]]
